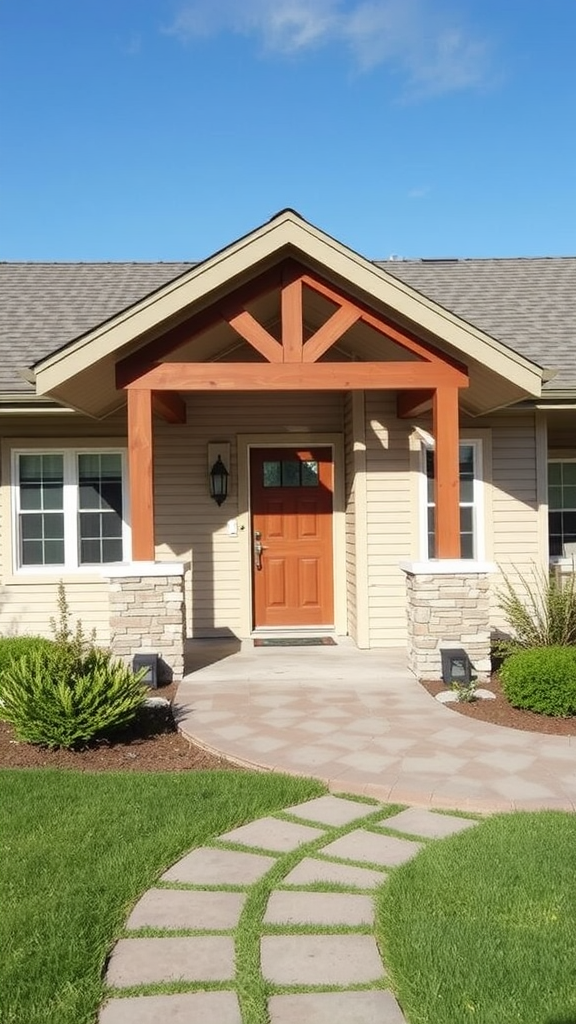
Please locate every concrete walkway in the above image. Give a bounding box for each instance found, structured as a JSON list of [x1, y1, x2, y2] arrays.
[[176, 639, 576, 813], [100, 795, 479, 1023]]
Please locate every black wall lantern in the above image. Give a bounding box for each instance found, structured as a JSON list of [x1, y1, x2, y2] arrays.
[[441, 648, 472, 685], [209, 454, 229, 506]]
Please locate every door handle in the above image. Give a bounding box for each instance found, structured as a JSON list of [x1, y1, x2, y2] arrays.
[[254, 530, 264, 570]]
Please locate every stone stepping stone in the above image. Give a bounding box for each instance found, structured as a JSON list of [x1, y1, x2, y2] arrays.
[[99, 991, 242, 1024], [380, 807, 478, 840], [126, 887, 245, 931], [283, 857, 386, 889], [261, 934, 385, 986], [264, 890, 373, 926], [284, 795, 383, 827], [161, 846, 275, 885], [105, 936, 234, 987], [322, 829, 422, 867], [268, 990, 406, 1024], [218, 816, 324, 852]]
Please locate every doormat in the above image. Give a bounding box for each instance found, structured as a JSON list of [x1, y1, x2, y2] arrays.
[[253, 636, 336, 647]]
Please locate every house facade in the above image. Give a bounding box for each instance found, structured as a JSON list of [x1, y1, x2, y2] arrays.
[[1, 211, 575, 679]]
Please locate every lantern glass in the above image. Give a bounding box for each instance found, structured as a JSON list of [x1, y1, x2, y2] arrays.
[[441, 648, 471, 684], [209, 455, 229, 506]]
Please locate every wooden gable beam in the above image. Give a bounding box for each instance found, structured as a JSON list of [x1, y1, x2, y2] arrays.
[[226, 309, 283, 362], [302, 303, 361, 363], [301, 272, 467, 372], [152, 390, 187, 424], [127, 361, 468, 392], [116, 265, 283, 388], [396, 389, 434, 419], [281, 273, 304, 362]]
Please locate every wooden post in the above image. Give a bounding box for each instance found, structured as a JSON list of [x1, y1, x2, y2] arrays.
[[127, 388, 155, 561], [433, 386, 461, 559]]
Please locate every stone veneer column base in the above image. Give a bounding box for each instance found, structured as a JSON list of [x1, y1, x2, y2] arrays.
[[103, 562, 186, 682], [400, 560, 497, 682]]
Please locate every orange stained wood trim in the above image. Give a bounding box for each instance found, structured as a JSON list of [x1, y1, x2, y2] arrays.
[[115, 265, 284, 388], [300, 272, 468, 372], [302, 303, 362, 363], [152, 390, 187, 424], [127, 388, 155, 561], [396, 389, 435, 419], [128, 361, 468, 392], [433, 386, 461, 559], [281, 275, 304, 362], [226, 309, 283, 362]]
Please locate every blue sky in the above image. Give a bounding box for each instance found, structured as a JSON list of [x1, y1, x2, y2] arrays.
[[1, 0, 575, 260]]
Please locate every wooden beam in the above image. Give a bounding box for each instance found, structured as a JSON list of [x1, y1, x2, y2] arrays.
[[226, 309, 283, 362], [127, 388, 155, 561], [396, 389, 434, 419], [152, 390, 187, 424], [301, 271, 468, 372], [302, 304, 361, 363], [433, 386, 461, 559], [116, 265, 283, 387], [281, 272, 303, 362], [127, 361, 468, 392]]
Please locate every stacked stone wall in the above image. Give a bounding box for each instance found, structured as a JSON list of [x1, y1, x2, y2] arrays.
[[108, 573, 185, 681], [405, 571, 491, 681]]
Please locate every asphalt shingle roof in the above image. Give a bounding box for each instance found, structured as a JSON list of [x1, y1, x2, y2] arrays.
[[382, 257, 576, 391], [0, 256, 574, 396]]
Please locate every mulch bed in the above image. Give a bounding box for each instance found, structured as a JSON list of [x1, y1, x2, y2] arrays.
[[421, 675, 576, 735], [0, 683, 240, 772]]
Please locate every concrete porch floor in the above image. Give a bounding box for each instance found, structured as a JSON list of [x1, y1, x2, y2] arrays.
[[176, 638, 576, 813]]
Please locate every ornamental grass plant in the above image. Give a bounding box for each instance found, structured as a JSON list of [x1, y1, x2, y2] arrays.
[[0, 583, 147, 748], [496, 565, 576, 655]]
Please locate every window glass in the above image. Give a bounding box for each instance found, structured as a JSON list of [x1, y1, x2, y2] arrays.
[[16, 450, 125, 569], [301, 460, 319, 486], [548, 461, 576, 557], [425, 443, 478, 559], [263, 461, 281, 487], [262, 458, 320, 488]]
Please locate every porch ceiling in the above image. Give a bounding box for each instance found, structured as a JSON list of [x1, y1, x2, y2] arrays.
[[33, 210, 545, 418]]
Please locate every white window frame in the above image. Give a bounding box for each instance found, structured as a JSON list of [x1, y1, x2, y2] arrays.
[[11, 447, 131, 574], [419, 439, 485, 560], [548, 457, 576, 563]]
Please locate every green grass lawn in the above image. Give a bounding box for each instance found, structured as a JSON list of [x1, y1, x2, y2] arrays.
[[0, 767, 324, 1024], [375, 811, 576, 1024]]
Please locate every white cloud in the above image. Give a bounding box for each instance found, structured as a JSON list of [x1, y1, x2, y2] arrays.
[[407, 185, 431, 199], [165, 0, 492, 97]]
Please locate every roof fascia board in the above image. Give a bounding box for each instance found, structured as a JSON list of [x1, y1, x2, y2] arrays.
[[34, 211, 544, 399]]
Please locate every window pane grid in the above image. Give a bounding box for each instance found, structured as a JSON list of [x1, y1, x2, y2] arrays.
[[548, 461, 576, 556], [426, 444, 477, 558], [16, 451, 125, 569]]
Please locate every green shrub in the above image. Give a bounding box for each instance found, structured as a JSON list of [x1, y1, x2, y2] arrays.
[[0, 636, 55, 677], [496, 566, 576, 655], [500, 647, 576, 717], [0, 582, 147, 748], [0, 647, 147, 748]]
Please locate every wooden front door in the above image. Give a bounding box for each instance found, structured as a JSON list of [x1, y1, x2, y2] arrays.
[[250, 447, 334, 628]]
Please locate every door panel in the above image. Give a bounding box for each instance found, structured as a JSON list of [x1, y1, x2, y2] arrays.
[[250, 447, 334, 627]]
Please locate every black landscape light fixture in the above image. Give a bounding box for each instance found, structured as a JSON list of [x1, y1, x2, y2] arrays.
[[209, 453, 229, 506], [132, 653, 158, 688], [441, 648, 472, 685]]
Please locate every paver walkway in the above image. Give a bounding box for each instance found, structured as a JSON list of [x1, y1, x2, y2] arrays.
[[99, 795, 478, 1023], [176, 639, 576, 812]]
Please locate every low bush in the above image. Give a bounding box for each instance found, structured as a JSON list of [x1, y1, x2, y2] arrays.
[[500, 646, 576, 717], [0, 636, 55, 677], [0, 582, 147, 748], [0, 647, 147, 748]]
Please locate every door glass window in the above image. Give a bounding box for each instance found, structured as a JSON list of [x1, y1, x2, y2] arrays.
[[262, 458, 320, 488]]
